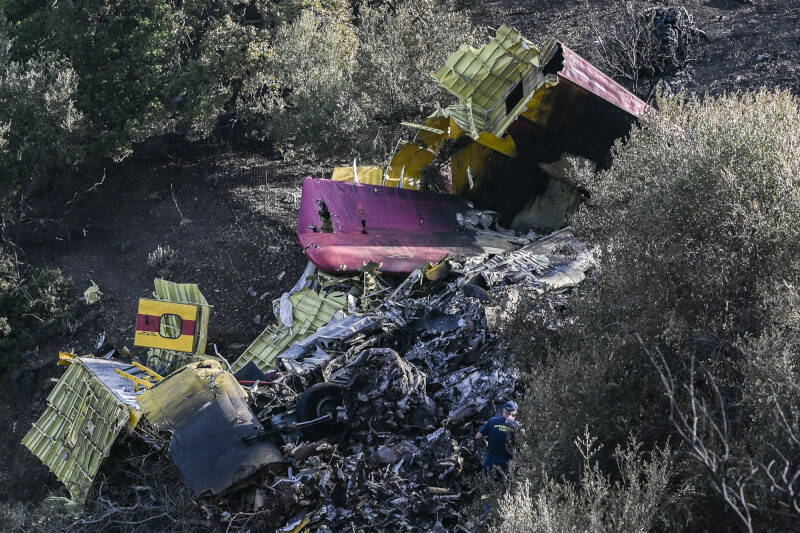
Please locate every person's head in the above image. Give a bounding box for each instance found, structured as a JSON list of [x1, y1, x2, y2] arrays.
[[501, 400, 518, 418]]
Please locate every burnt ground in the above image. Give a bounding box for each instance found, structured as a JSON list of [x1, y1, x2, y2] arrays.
[[2, 0, 799, 518]]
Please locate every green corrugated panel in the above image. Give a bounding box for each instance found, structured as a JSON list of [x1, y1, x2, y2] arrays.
[[433, 25, 543, 138], [443, 103, 507, 139], [434, 25, 540, 113], [152, 278, 208, 305], [21, 361, 129, 505], [231, 289, 347, 373]]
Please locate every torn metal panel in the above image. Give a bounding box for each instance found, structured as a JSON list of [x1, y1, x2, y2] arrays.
[[381, 26, 649, 230], [134, 298, 202, 353], [21, 357, 145, 505], [434, 26, 541, 137], [435, 26, 646, 141], [513, 227, 595, 291], [146, 349, 226, 375], [231, 288, 348, 374], [297, 177, 520, 274], [137, 360, 284, 496], [279, 314, 377, 372], [537, 251, 594, 290], [142, 279, 213, 374]]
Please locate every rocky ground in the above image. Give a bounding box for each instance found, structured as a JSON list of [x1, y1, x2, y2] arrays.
[[1, 0, 798, 524]]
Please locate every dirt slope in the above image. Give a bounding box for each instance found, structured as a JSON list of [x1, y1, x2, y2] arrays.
[[483, 0, 800, 97], [1, 153, 314, 503]]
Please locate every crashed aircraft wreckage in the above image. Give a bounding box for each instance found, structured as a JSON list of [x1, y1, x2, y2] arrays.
[[300, 25, 646, 275], [24, 25, 643, 529], [23, 229, 594, 529]]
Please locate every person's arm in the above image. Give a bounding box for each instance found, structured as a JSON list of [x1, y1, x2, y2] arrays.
[[475, 420, 491, 446]]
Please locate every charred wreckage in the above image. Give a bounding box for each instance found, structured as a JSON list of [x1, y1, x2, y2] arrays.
[[22, 26, 646, 531]]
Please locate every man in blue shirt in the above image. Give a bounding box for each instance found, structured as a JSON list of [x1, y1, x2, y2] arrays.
[[475, 400, 522, 516]]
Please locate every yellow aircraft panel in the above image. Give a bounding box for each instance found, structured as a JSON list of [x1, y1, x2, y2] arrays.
[[134, 299, 199, 353]]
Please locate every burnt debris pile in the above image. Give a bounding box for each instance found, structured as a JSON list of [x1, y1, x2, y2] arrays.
[[218, 228, 593, 531], [22, 228, 592, 531]]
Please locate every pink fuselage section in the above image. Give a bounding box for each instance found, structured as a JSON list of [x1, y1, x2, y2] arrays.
[[297, 178, 489, 274]]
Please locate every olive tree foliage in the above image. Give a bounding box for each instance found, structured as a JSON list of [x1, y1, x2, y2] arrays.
[[351, 1, 481, 159], [2, 0, 180, 159], [0, 0, 347, 157], [262, 9, 359, 162], [0, 14, 85, 229], [167, 0, 354, 141], [501, 90, 800, 530], [266, 0, 479, 162], [492, 432, 679, 533]]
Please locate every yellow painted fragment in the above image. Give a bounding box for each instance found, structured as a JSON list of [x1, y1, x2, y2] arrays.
[[58, 351, 77, 366], [423, 260, 453, 281], [114, 361, 164, 392], [385, 143, 433, 189], [413, 115, 462, 151], [331, 165, 383, 185], [476, 131, 517, 158], [286, 516, 312, 533], [134, 298, 200, 353], [451, 141, 494, 195]]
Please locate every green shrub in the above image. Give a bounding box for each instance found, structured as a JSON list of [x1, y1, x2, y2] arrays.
[[501, 89, 800, 529], [266, 0, 479, 162], [3, 0, 178, 158], [263, 8, 359, 162], [0, 247, 73, 372], [0, 13, 85, 216], [492, 431, 680, 532]]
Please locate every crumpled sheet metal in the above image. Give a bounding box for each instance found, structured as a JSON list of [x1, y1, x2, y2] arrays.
[[231, 289, 347, 374], [474, 248, 550, 287], [137, 360, 284, 496], [279, 314, 377, 378], [464, 227, 594, 291], [538, 249, 594, 290], [343, 348, 429, 433], [22, 357, 144, 505], [150, 227, 586, 529]]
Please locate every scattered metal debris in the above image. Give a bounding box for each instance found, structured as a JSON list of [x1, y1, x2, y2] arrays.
[[83, 280, 102, 305]]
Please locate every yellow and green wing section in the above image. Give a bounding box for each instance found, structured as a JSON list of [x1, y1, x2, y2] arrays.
[[22, 356, 144, 506]]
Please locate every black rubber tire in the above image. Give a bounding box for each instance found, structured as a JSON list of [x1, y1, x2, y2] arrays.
[[295, 382, 346, 440]]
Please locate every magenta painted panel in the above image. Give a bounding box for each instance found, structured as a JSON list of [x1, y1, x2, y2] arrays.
[[558, 45, 649, 118], [297, 178, 490, 274]]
